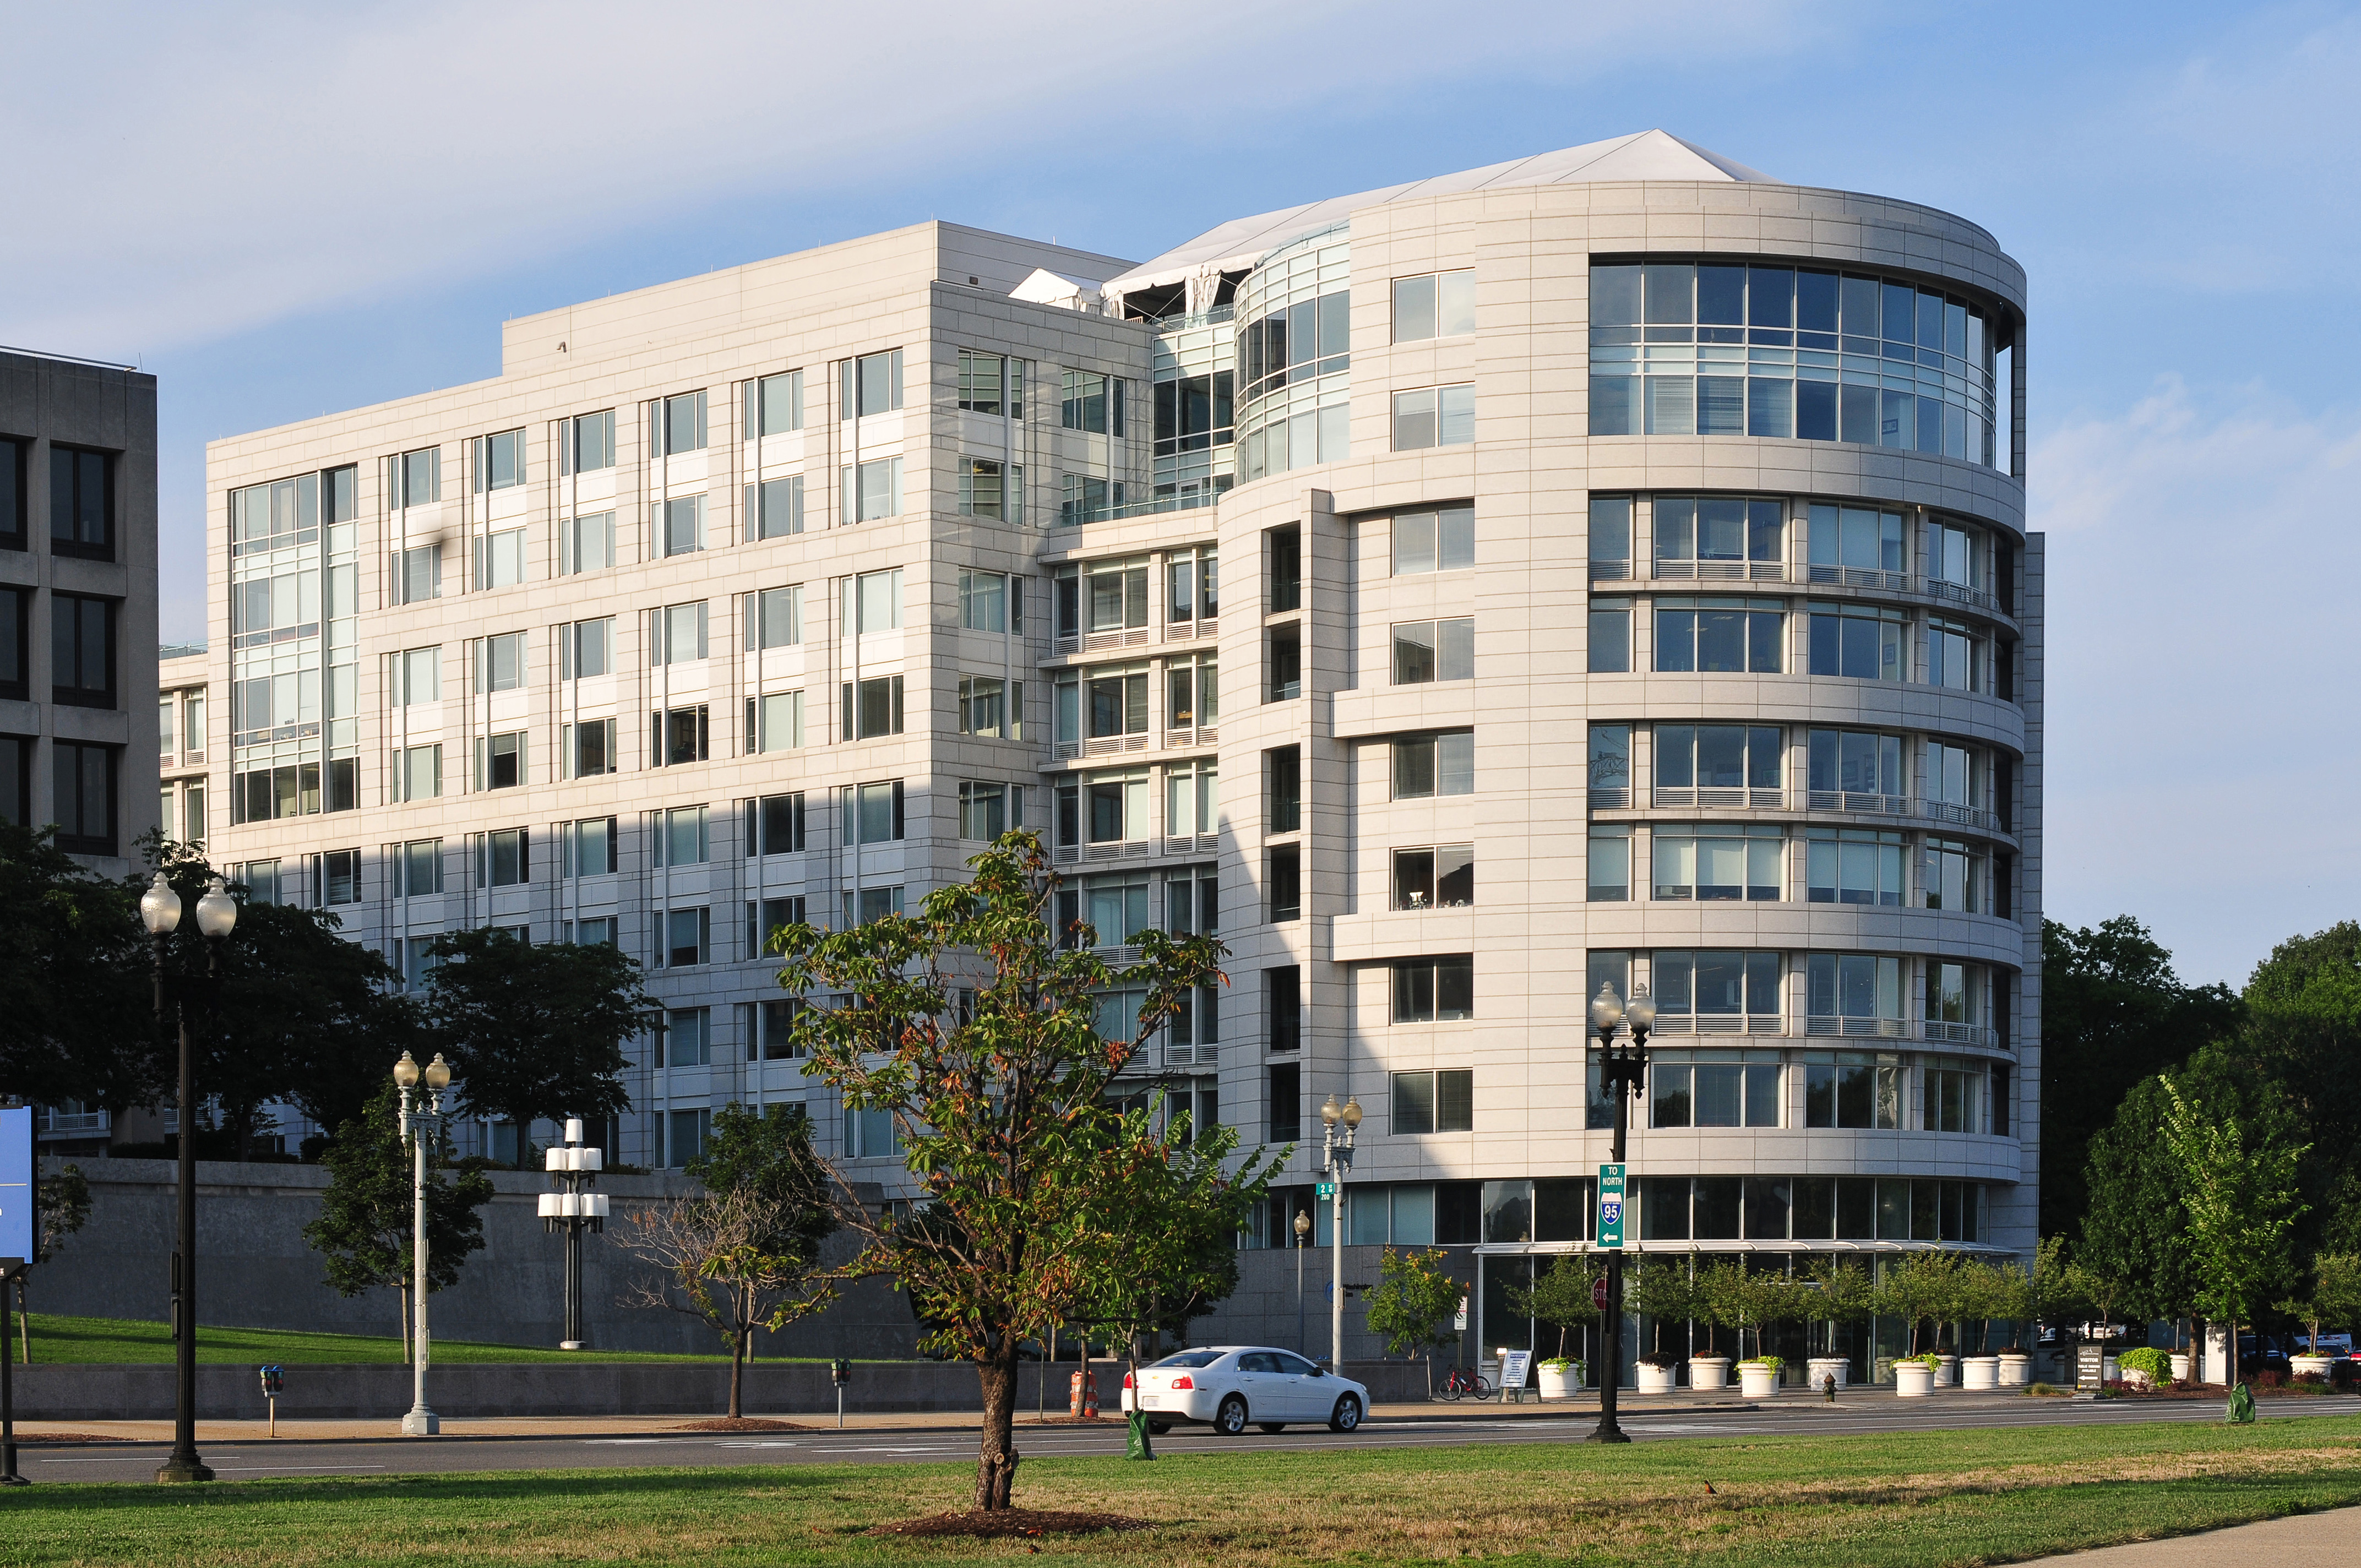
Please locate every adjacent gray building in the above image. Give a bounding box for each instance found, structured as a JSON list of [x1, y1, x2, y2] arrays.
[[200, 130, 2039, 1378]]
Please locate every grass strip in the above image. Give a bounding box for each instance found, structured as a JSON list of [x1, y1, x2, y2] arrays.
[[0, 1413, 2357, 1565], [10, 1312, 831, 1365]]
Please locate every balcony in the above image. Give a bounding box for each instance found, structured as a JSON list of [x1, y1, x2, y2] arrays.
[[1647, 1014, 1786, 1036], [1163, 616, 1218, 644], [37, 1106, 108, 1136], [1585, 559, 2008, 619], [1652, 785, 1786, 810], [1598, 787, 2007, 838], [1052, 625, 1152, 658], [1052, 839, 1154, 867], [1922, 1020, 1999, 1048], [1053, 731, 1153, 761], [1165, 1041, 1219, 1069], [1805, 1015, 1912, 1039]]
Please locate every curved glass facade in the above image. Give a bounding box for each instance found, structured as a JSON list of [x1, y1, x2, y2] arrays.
[[1588, 260, 2005, 468], [1233, 230, 1352, 481]]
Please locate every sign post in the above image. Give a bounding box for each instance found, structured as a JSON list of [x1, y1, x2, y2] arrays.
[[2, 1103, 35, 1487], [1597, 1164, 1626, 1250]]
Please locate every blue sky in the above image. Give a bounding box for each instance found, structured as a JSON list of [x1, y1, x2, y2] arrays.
[[4, 0, 2354, 988]]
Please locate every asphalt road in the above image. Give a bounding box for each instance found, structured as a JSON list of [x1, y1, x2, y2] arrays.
[[10, 1396, 2306, 1483]]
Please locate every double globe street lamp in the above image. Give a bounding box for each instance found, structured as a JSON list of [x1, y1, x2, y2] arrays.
[[391, 1050, 452, 1436], [137, 872, 239, 1485], [1318, 1092, 1363, 1371], [1586, 981, 1655, 1445]]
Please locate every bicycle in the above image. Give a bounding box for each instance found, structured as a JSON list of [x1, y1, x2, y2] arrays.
[[1438, 1366, 1494, 1402]]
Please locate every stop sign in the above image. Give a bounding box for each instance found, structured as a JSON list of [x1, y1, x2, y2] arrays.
[[1592, 1275, 1610, 1311]]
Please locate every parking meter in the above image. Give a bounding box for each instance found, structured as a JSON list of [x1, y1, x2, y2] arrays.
[[830, 1359, 851, 1428], [259, 1365, 285, 1436]]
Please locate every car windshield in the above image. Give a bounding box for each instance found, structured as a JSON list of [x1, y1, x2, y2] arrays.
[[1151, 1350, 1225, 1369]]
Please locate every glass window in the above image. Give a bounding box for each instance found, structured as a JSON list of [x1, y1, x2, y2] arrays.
[[1807, 602, 1906, 680], [562, 510, 614, 575], [746, 793, 807, 857], [841, 456, 904, 522], [957, 456, 1021, 522], [1648, 952, 1782, 1032], [749, 690, 804, 753], [747, 475, 804, 540], [1807, 954, 1903, 1033], [1807, 729, 1902, 803], [956, 351, 1019, 417], [659, 390, 707, 454], [1392, 956, 1474, 1022], [1589, 496, 1633, 574], [476, 731, 526, 790], [1588, 724, 1631, 805], [958, 570, 1008, 632], [959, 781, 1013, 841], [1391, 731, 1473, 799], [1805, 504, 1905, 580], [1651, 826, 1782, 901], [1805, 827, 1905, 905], [49, 594, 116, 706], [1587, 827, 1630, 902], [840, 675, 905, 740], [1391, 384, 1475, 450], [476, 633, 525, 693], [1653, 597, 1783, 673], [1587, 604, 1630, 672], [841, 349, 903, 418], [1391, 618, 1474, 684], [1652, 725, 1781, 799], [395, 446, 440, 508], [844, 568, 904, 634], [661, 494, 704, 557], [748, 370, 804, 435], [562, 411, 616, 475], [1391, 844, 1474, 910], [1391, 507, 1475, 574], [475, 429, 525, 492], [1652, 497, 1782, 578]]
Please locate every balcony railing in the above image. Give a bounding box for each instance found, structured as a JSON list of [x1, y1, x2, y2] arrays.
[[1922, 1020, 1999, 1047], [1653, 559, 1785, 582], [1922, 799, 2002, 832], [1649, 1015, 1786, 1036], [1164, 616, 1218, 643], [1165, 1040, 1219, 1068], [1052, 839, 1153, 866], [1582, 559, 2008, 619], [1651, 786, 1786, 810], [1162, 725, 1216, 751], [1052, 625, 1152, 657], [1052, 730, 1153, 761], [1162, 831, 1218, 857], [1805, 1015, 1912, 1039], [38, 1108, 108, 1135]]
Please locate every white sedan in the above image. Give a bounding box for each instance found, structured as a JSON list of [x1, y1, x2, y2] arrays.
[[1120, 1346, 1368, 1435]]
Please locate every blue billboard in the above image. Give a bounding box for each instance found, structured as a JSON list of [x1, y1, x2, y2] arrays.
[[0, 1106, 31, 1264]]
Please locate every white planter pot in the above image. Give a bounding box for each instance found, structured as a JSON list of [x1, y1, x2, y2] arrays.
[[1933, 1355, 1959, 1387], [1738, 1363, 1780, 1398], [1807, 1357, 1850, 1390], [1636, 1363, 1678, 1394], [1689, 1357, 1732, 1391], [1961, 1356, 2000, 1390], [1895, 1362, 1936, 1396], [1998, 1353, 2032, 1387], [2169, 1353, 2192, 1383], [2292, 1354, 2336, 1380], [1537, 1365, 1576, 1399]]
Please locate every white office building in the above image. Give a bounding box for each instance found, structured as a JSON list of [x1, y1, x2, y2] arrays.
[[202, 130, 2038, 1375]]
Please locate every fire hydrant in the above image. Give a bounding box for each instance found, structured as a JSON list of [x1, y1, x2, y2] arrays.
[[1823, 1373, 1838, 1403]]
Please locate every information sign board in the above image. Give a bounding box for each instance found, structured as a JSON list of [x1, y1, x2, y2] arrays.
[[1597, 1163, 1626, 1249], [2075, 1343, 2106, 1391], [0, 1105, 32, 1266], [1315, 1182, 1337, 1198], [1453, 1294, 1468, 1332], [1499, 1349, 1532, 1390]]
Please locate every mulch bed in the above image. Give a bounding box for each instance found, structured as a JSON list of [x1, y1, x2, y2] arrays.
[[871, 1510, 1154, 1539], [672, 1417, 813, 1432], [1021, 1414, 1111, 1425], [10, 1433, 130, 1444]]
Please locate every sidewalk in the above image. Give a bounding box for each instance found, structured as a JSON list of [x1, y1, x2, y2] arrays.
[[2019, 1506, 2360, 1565]]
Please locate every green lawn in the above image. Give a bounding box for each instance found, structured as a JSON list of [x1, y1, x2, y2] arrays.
[[13, 1313, 834, 1365], [3, 1414, 2359, 1565]]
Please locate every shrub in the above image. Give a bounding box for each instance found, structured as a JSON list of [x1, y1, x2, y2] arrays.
[[1903, 1352, 1944, 1368], [1738, 1355, 1785, 1374], [2119, 1346, 2170, 1379], [1637, 1352, 1682, 1369], [1538, 1357, 1586, 1377]]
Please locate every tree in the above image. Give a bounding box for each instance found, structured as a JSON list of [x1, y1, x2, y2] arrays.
[[1805, 1257, 1876, 1358], [2277, 1254, 2361, 1355], [16, 1163, 92, 1363], [423, 927, 656, 1168], [2164, 1076, 2308, 1376], [0, 823, 149, 1115], [774, 830, 1223, 1511], [2007, 1236, 2077, 1352], [1369, 1246, 1470, 1393], [2041, 917, 2242, 1240], [1506, 1252, 1598, 1365], [2241, 923, 2361, 1255], [1691, 1257, 1745, 1358], [1628, 1256, 1696, 1360], [1878, 1251, 1966, 1356], [2080, 1076, 2195, 1332], [302, 1081, 493, 1357]]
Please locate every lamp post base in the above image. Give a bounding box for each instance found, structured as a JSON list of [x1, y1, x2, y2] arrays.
[[1582, 1421, 1631, 1445], [401, 1407, 441, 1436], [560, 1341, 590, 1352], [155, 1455, 216, 1483]]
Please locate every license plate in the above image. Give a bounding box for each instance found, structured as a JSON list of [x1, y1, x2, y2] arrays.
[[1141, 1396, 1164, 1408]]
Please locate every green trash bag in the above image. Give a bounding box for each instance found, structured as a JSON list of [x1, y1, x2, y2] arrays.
[[1125, 1409, 1156, 1460], [2227, 1382, 2256, 1424]]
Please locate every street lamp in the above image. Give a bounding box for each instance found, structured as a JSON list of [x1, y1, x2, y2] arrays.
[[1293, 1206, 1312, 1355], [393, 1049, 453, 1435], [142, 873, 235, 1485], [1320, 1092, 1363, 1370], [540, 1118, 610, 1349], [1586, 981, 1655, 1445]]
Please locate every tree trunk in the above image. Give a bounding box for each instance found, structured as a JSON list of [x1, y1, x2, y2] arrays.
[[974, 1350, 1021, 1510], [730, 1322, 747, 1419]]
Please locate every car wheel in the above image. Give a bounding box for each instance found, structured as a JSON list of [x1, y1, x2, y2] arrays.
[[1257, 1422, 1286, 1434], [1329, 1393, 1363, 1433], [1146, 1420, 1172, 1436], [1215, 1395, 1249, 1436]]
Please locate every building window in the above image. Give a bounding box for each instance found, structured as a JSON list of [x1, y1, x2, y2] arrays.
[[562, 718, 616, 779], [842, 886, 904, 928], [1807, 729, 1902, 806], [1652, 826, 1782, 901], [50, 594, 116, 707], [476, 731, 526, 790], [562, 510, 614, 574], [663, 908, 712, 968], [1653, 724, 1781, 803], [0, 734, 29, 827], [1392, 269, 1475, 342], [1058, 872, 1150, 949], [1923, 836, 1983, 912], [656, 391, 707, 455], [1392, 618, 1473, 684], [959, 781, 1018, 840], [0, 439, 23, 550], [1060, 371, 1123, 434], [1588, 723, 1631, 807], [1265, 623, 1302, 702], [958, 457, 1021, 522], [653, 602, 707, 664], [841, 675, 905, 740], [473, 428, 525, 492], [49, 447, 113, 559], [1057, 475, 1123, 527], [1391, 731, 1473, 799], [1392, 956, 1473, 1022], [1586, 601, 1631, 672], [1053, 556, 1148, 639], [748, 792, 808, 856], [748, 690, 805, 753], [1055, 768, 1148, 849], [559, 410, 616, 475], [846, 780, 906, 845], [1651, 951, 1782, 1033], [1589, 494, 1634, 579], [1266, 845, 1301, 922], [0, 587, 27, 700], [399, 744, 442, 802], [844, 568, 903, 633], [746, 475, 804, 541], [755, 995, 808, 1059], [1928, 617, 1985, 692], [1807, 953, 1904, 1036], [958, 676, 1019, 739], [957, 351, 1020, 417], [565, 816, 617, 878], [1266, 745, 1300, 834], [1923, 1057, 1985, 1133], [1588, 827, 1630, 901], [1805, 827, 1905, 905], [747, 370, 804, 436], [1650, 1050, 1782, 1128], [1167, 761, 1218, 840], [1391, 385, 1474, 451], [1654, 597, 1782, 673], [1391, 507, 1475, 575], [1654, 497, 1783, 580], [660, 494, 704, 557], [1268, 1061, 1301, 1141], [1154, 371, 1234, 460], [1808, 602, 1906, 680], [847, 1102, 899, 1158], [476, 632, 525, 692], [1392, 845, 1473, 910], [1392, 1069, 1474, 1134], [658, 805, 710, 867], [750, 585, 803, 650], [1165, 862, 1218, 937], [654, 705, 710, 765], [51, 741, 116, 853], [840, 350, 903, 418], [396, 543, 440, 603], [666, 1007, 711, 1067], [314, 849, 362, 907], [477, 829, 531, 888], [1167, 653, 1217, 733], [839, 457, 903, 524], [958, 569, 1015, 633], [1805, 503, 1904, 583], [1804, 1053, 1901, 1129], [399, 839, 443, 897], [666, 1107, 710, 1168], [393, 447, 440, 507], [1266, 966, 1301, 1052]]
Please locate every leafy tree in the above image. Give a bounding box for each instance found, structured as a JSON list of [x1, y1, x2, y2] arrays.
[[2005, 1236, 2078, 1351], [2041, 917, 2242, 1240], [1370, 1246, 1471, 1391], [1628, 1255, 1696, 1360], [1506, 1252, 1598, 1363], [2080, 1076, 2195, 1332], [2277, 1254, 2361, 1355], [689, 1103, 840, 1267], [423, 928, 656, 1168], [1691, 1257, 1745, 1357], [2241, 923, 2361, 1255], [2163, 1075, 2308, 1378], [1805, 1257, 1876, 1358], [1878, 1251, 1966, 1356], [16, 1163, 91, 1363], [1726, 1262, 1816, 1363], [0, 823, 149, 1114], [302, 1081, 493, 1358], [774, 830, 1222, 1511]]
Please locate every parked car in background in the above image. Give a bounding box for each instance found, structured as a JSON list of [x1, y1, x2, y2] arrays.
[[2238, 1334, 2293, 1377], [2298, 1332, 2353, 1357], [1121, 1346, 1368, 1435]]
